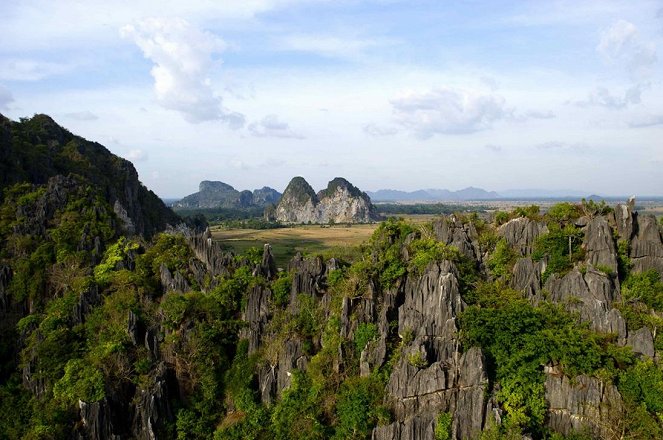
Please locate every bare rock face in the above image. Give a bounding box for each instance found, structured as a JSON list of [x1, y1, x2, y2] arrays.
[[545, 367, 623, 439], [630, 214, 663, 276], [77, 399, 120, 440], [432, 216, 480, 260], [511, 257, 543, 298], [241, 285, 273, 355], [544, 269, 626, 340], [498, 217, 548, 256], [627, 327, 655, 358], [275, 176, 378, 224], [584, 216, 619, 275], [376, 261, 489, 440]]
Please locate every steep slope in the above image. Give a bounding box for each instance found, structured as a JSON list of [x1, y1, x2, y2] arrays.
[[275, 176, 379, 223], [173, 180, 281, 209], [0, 113, 179, 237]]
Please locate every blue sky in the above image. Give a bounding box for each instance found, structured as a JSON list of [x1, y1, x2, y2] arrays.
[[1, 0, 662, 197]]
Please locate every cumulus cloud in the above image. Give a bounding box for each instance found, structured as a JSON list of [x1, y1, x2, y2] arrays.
[[248, 115, 304, 139], [0, 85, 14, 111], [574, 84, 645, 109], [121, 17, 244, 126], [363, 123, 398, 137], [629, 114, 663, 128], [597, 20, 657, 75], [65, 110, 98, 121], [390, 87, 509, 137], [127, 149, 148, 161]]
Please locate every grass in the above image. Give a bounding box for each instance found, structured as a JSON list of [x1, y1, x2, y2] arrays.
[[211, 223, 379, 268]]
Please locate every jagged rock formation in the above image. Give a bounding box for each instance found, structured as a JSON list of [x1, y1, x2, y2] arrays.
[[544, 366, 623, 440], [172, 180, 281, 209], [275, 176, 379, 223]]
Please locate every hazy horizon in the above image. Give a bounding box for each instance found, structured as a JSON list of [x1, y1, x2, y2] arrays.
[[1, 1, 662, 198]]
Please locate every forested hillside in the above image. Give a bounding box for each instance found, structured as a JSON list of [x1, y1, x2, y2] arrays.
[[2, 114, 663, 440]]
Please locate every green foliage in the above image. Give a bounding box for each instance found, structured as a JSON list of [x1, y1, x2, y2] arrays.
[[271, 371, 326, 440], [617, 239, 632, 279], [494, 210, 510, 226], [545, 202, 581, 223], [532, 223, 584, 283], [137, 232, 193, 288], [618, 359, 663, 413], [435, 412, 452, 440], [94, 237, 140, 284], [407, 238, 461, 273], [333, 376, 386, 439], [354, 322, 379, 356], [580, 198, 612, 217], [53, 358, 105, 405], [487, 238, 518, 279], [271, 272, 293, 307], [407, 351, 428, 368], [622, 270, 663, 311], [513, 205, 541, 220], [460, 294, 612, 433]]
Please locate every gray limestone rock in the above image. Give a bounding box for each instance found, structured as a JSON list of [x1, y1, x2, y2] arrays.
[[275, 176, 379, 224], [584, 216, 619, 275], [626, 326, 655, 358], [432, 216, 480, 260], [545, 367, 623, 439], [511, 257, 543, 298], [630, 214, 663, 276], [498, 217, 548, 256]]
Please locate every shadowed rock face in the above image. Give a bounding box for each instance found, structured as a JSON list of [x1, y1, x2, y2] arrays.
[[275, 176, 379, 224]]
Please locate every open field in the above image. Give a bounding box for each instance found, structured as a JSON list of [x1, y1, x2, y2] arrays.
[[211, 223, 379, 267]]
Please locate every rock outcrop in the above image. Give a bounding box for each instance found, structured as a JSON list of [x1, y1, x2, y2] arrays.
[[173, 180, 281, 209], [275, 176, 379, 224]]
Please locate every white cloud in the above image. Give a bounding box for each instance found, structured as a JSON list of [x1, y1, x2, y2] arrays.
[[629, 114, 663, 128], [390, 87, 509, 137], [120, 17, 245, 126], [127, 149, 148, 161], [574, 84, 645, 109], [248, 114, 304, 139], [485, 144, 502, 152], [363, 123, 398, 137], [0, 85, 13, 111], [597, 19, 657, 75], [64, 110, 98, 121]]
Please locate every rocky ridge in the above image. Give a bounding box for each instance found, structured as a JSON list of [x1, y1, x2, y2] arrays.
[[274, 176, 379, 223], [172, 180, 281, 209]]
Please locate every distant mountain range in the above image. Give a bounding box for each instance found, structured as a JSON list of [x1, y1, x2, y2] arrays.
[[365, 187, 633, 201], [366, 187, 501, 201]]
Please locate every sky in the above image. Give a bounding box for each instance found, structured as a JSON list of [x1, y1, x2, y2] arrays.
[[1, 0, 662, 198]]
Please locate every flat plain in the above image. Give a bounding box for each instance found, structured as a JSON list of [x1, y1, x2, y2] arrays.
[[210, 223, 379, 267]]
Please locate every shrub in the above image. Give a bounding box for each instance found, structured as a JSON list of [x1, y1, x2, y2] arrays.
[[487, 238, 518, 279], [271, 273, 292, 307], [435, 412, 452, 440], [354, 323, 379, 356], [53, 358, 105, 405]]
